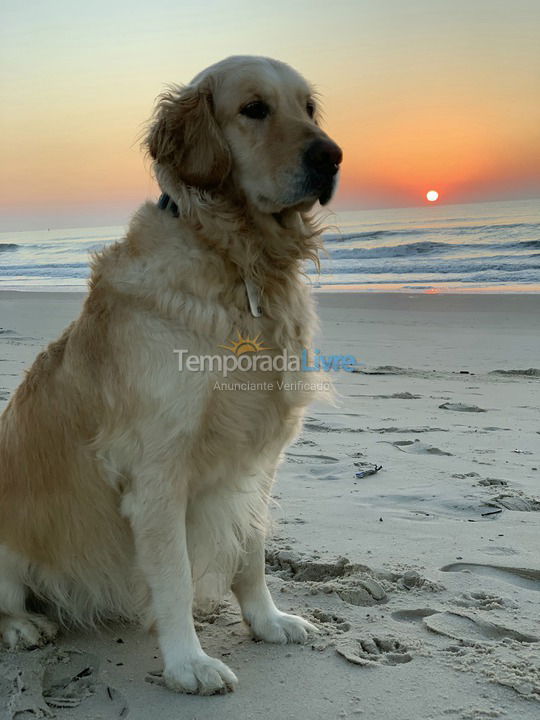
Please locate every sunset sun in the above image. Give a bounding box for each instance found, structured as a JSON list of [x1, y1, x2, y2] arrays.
[[426, 190, 439, 202]]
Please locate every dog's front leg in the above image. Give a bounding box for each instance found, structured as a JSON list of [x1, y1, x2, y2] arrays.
[[232, 529, 318, 644], [128, 479, 238, 695]]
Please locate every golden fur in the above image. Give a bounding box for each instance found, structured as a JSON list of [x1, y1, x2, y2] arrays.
[[0, 55, 341, 694]]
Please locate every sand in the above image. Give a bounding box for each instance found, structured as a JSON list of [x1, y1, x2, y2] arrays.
[[0, 290, 539, 720]]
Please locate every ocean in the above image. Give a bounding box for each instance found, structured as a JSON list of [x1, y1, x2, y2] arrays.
[[1, 198, 539, 293]]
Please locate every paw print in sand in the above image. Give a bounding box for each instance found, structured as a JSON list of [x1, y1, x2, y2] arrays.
[[336, 635, 412, 666]]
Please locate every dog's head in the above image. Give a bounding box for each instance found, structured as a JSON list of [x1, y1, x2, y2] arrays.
[[146, 56, 342, 214]]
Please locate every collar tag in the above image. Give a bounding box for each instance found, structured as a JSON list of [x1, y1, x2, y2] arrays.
[[244, 279, 263, 318]]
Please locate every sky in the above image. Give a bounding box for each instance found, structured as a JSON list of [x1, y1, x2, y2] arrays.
[[1, 0, 539, 230]]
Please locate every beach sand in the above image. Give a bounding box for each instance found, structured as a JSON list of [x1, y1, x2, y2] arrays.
[[0, 291, 539, 719]]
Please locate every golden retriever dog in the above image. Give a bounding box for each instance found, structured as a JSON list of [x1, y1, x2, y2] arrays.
[[0, 55, 342, 694]]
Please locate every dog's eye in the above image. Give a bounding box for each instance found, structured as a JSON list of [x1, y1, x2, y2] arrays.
[[240, 101, 270, 120], [306, 101, 315, 119]]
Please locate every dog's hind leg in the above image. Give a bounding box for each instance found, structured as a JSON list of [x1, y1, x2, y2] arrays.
[[0, 545, 57, 649]]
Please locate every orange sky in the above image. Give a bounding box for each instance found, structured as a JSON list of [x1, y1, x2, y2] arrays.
[[1, 0, 539, 230]]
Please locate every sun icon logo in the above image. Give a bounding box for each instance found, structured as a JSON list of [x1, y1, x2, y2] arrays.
[[219, 331, 272, 356]]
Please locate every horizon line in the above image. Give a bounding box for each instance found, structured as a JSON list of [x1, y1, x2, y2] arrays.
[[1, 195, 539, 235]]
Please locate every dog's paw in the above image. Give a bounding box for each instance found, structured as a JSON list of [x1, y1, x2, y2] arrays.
[[0, 613, 58, 649], [148, 652, 238, 695], [248, 610, 319, 644]]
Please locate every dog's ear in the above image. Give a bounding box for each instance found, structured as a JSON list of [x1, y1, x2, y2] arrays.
[[146, 85, 231, 190]]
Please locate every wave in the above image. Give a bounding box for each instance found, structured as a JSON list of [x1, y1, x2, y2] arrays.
[[518, 239, 540, 249], [326, 239, 540, 260], [2, 205, 539, 291], [1, 263, 88, 278], [23, 233, 121, 244], [489, 368, 540, 378], [6, 237, 538, 263], [324, 221, 540, 244], [324, 230, 388, 243], [313, 258, 540, 276], [329, 241, 463, 259], [309, 273, 540, 286]]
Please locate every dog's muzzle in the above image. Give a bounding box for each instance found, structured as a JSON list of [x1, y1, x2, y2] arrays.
[[303, 138, 343, 205]]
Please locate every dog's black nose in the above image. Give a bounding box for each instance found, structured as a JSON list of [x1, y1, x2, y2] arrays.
[[304, 139, 343, 175]]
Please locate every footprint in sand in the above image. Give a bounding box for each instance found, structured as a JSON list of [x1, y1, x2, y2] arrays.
[[490, 368, 540, 378], [393, 607, 537, 642], [266, 551, 356, 581], [352, 392, 422, 400], [336, 635, 412, 666], [422, 610, 538, 644], [388, 439, 452, 456], [439, 402, 487, 413], [372, 426, 447, 434], [476, 545, 519, 557], [353, 365, 410, 376], [336, 579, 387, 607], [0, 649, 128, 718], [477, 477, 508, 487], [441, 562, 540, 592], [391, 608, 437, 623], [42, 650, 100, 708], [265, 551, 388, 605], [292, 438, 318, 448], [285, 452, 340, 465], [451, 591, 518, 611], [42, 650, 128, 716], [486, 493, 540, 512], [307, 609, 352, 634], [304, 419, 364, 434], [0, 329, 38, 343]]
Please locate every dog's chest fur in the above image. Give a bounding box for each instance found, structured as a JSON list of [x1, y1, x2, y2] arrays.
[[93, 203, 321, 489]]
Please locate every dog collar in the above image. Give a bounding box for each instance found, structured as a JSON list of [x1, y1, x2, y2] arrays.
[[157, 193, 262, 318], [157, 193, 179, 217]]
